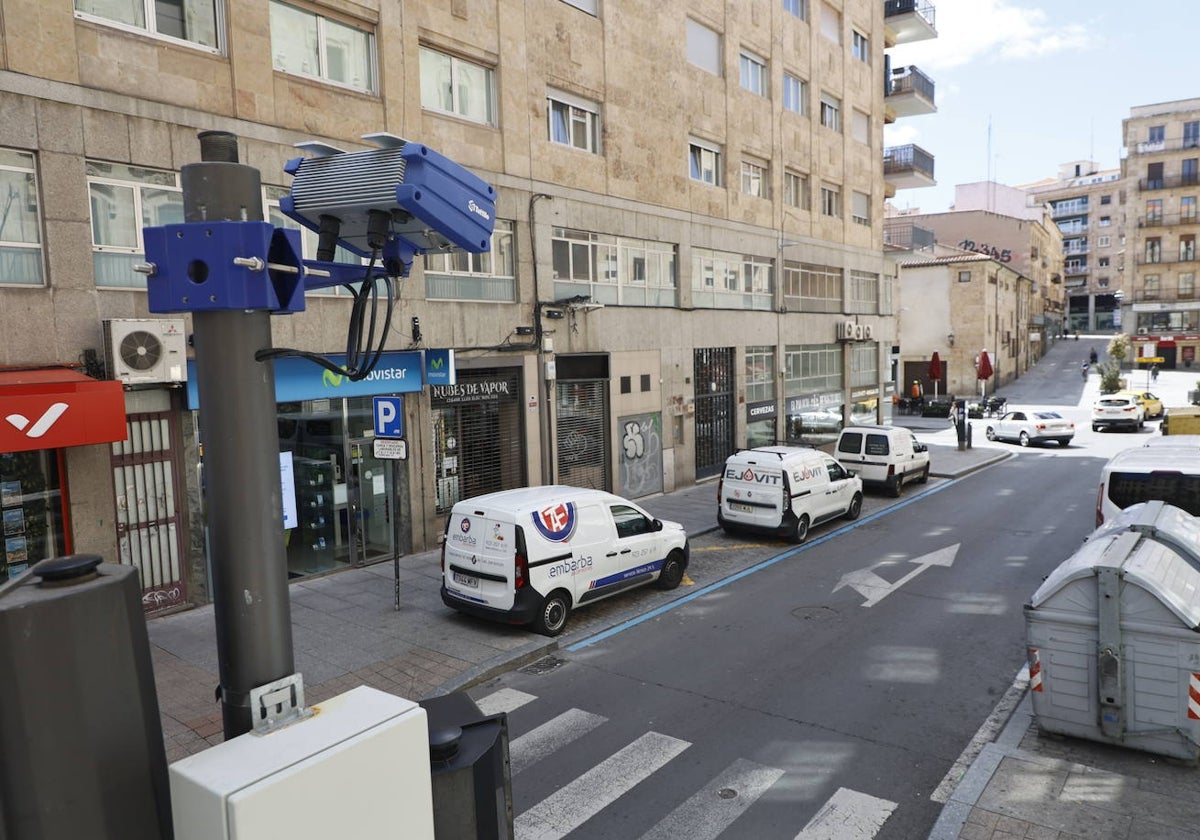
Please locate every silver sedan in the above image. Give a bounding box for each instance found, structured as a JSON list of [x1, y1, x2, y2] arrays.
[[985, 410, 1075, 447]]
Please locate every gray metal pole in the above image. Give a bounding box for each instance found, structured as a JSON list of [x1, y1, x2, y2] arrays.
[[184, 131, 294, 739]]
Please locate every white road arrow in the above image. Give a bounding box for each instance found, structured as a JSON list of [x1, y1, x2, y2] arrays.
[[833, 544, 959, 608]]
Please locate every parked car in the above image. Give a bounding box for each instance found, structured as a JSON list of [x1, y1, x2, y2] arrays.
[[440, 486, 689, 636], [1117, 390, 1164, 419], [718, 446, 862, 543], [833, 425, 930, 497], [985, 410, 1075, 447], [1092, 395, 1144, 432]]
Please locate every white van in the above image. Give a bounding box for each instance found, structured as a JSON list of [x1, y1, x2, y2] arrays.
[[717, 446, 862, 543], [440, 486, 689, 636], [1095, 447, 1200, 527], [833, 425, 930, 496]]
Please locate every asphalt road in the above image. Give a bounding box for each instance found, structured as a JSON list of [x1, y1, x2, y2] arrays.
[[468, 452, 1107, 839]]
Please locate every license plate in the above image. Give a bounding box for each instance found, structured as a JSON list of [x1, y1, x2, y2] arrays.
[[731, 502, 753, 514], [452, 571, 479, 589]]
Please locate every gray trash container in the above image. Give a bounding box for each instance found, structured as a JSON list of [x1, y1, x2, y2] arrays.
[[1025, 523, 1200, 761]]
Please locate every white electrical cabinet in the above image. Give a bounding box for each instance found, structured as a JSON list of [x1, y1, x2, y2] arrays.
[[170, 685, 434, 839]]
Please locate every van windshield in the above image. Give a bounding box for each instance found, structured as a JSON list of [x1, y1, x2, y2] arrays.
[[1108, 471, 1200, 516]]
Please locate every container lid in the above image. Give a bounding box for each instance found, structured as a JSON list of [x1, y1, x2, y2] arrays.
[[1030, 529, 1200, 627], [1091, 501, 1200, 572]]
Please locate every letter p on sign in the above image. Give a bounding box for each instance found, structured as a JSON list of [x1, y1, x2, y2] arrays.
[[373, 396, 404, 438]]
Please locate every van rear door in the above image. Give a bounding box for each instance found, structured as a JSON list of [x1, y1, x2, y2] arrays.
[[722, 461, 785, 529], [444, 509, 516, 610]]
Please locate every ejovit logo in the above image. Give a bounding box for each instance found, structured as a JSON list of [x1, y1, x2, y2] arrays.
[[5, 402, 69, 439], [532, 501, 577, 542], [726, 466, 781, 485]]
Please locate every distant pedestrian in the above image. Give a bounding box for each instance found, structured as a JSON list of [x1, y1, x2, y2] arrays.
[[910, 380, 922, 400], [1151, 363, 1160, 383], [1089, 348, 1098, 365]]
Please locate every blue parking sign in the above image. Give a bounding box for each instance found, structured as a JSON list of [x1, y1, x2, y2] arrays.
[[373, 396, 404, 438]]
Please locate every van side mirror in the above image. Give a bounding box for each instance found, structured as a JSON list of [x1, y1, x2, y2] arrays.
[[652, 518, 663, 532], [915, 443, 927, 452]]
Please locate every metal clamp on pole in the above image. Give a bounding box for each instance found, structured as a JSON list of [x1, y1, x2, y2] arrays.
[[249, 673, 313, 735]]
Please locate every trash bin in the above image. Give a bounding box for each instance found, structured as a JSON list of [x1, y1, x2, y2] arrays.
[[1025, 521, 1200, 760]]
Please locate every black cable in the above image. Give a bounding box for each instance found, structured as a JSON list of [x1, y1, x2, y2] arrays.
[[256, 251, 397, 381]]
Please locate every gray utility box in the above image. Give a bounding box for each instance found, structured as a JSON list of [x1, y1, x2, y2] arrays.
[[1025, 502, 1200, 761]]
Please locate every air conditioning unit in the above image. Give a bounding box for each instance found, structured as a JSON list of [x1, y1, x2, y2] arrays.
[[1137, 327, 1149, 335], [102, 319, 188, 384]]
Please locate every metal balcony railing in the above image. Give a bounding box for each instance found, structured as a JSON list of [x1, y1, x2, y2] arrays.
[[1132, 136, 1200, 155], [883, 219, 935, 251], [1137, 173, 1200, 191], [884, 0, 936, 29], [1138, 213, 1200, 228], [883, 144, 935, 180], [1050, 199, 1088, 218], [886, 65, 935, 101]]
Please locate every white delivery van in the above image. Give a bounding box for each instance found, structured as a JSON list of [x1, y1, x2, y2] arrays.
[[440, 486, 689, 637], [717, 446, 863, 543], [1095, 447, 1200, 527], [833, 425, 930, 497]]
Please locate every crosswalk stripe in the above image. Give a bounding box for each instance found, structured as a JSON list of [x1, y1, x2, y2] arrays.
[[639, 757, 784, 840], [509, 708, 607, 776], [793, 787, 897, 840], [475, 687, 538, 716], [515, 731, 690, 840]]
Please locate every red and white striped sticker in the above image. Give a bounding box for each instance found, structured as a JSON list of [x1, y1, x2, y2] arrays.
[[1188, 673, 1200, 720], [1028, 648, 1043, 693]]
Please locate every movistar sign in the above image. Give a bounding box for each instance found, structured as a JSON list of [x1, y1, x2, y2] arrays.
[[424, 349, 456, 386]]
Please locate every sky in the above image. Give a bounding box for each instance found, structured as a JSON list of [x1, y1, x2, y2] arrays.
[[883, 0, 1200, 213]]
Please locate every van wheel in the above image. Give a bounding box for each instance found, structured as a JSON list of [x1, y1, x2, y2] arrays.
[[533, 591, 571, 637], [656, 550, 685, 590], [917, 465, 930, 484], [845, 493, 863, 521], [890, 475, 904, 498], [792, 514, 810, 544]]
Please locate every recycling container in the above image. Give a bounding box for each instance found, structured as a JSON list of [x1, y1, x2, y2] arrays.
[[1025, 526, 1200, 760]]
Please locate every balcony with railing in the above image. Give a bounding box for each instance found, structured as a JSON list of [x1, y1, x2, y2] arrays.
[[1064, 262, 1089, 276], [1063, 241, 1089, 256], [883, 218, 936, 251], [1139, 212, 1200, 228], [884, 0, 937, 44], [1132, 136, 1200, 156], [883, 143, 935, 189], [885, 65, 936, 117], [1050, 199, 1088, 218], [1137, 173, 1200, 191]]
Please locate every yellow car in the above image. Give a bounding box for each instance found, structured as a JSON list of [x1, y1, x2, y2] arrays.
[[1117, 390, 1164, 419]]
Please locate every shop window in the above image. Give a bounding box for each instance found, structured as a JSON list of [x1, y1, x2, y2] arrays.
[[2, 450, 66, 579]]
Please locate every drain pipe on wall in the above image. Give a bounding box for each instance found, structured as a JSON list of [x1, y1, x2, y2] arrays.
[[529, 192, 555, 485]]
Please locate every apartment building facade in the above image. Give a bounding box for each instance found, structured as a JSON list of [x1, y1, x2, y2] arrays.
[[0, 0, 935, 608], [1021, 161, 1125, 334], [1123, 98, 1200, 368]]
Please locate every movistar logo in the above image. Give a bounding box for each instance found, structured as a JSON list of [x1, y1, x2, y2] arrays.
[[323, 369, 346, 388], [431, 357, 444, 370]]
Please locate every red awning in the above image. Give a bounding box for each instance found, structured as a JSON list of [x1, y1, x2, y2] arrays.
[[0, 368, 127, 454]]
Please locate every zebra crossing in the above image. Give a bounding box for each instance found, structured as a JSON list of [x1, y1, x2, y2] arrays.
[[475, 686, 900, 840]]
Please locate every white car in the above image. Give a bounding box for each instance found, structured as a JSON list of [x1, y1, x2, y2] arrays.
[[985, 410, 1075, 447], [1092, 395, 1145, 432]]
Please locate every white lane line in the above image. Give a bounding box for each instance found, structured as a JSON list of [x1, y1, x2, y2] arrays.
[[794, 787, 897, 840], [509, 708, 607, 776], [931, 664, 1030, 804], [475, 687, 538, 716], [640, 757, 784, 840], [516, 731, 690, 840]]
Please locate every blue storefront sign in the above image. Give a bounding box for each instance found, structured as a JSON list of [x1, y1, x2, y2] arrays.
[[424, 349, 456, 386], [186, 351, 425, 409]]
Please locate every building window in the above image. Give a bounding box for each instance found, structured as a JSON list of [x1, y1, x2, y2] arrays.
[[424, 219, 516, 302], [847, 270, 877, 313], [1182, 234, 1196, 263], [741, 160, 768, 199], [820, 184, 841, 218], [75, 0, 220, 49], [819, 2, 840, 43], [851, 30, 870, 63], [782, 0, 806, 18], [849, 341, 877, 389], [88, 161, 183, 289], [851, 109, 869, 145], [783, 73, 808, 115], [958, 270, 971, 283], [1144, 274, 1159, 299], [686, 19, 722, 76], [1098, 235, 1111, 248], [1185, 158, 1199, 186], [689, 139, 722, 186], [739, 51, 767, 96], [784, 170, 810, 210], [785, 344, 842, 395], [692, 248, 774, 311], [548, 90, 601, 153], [1184, 197, 1198, 222], [1181, 272, 1196, 298], [0, 149, 44, 286], [1186, 121, 1200, 149], [1146, 199, 1163, 222], [1146, 237, 1162, 264], [552, 228, 677, 306], [419, 46, 495, 124], [782, 262, 841, 312], [265, 185, 361, 296], [560, 0, 598, 13], [1146, 162, 1164, 190], [1098, 256, 1110, 268], [745, 346, 776, 403], [1148, 125, 1165, 144], [851, 190, 870, 226], [1100, 194, 1112, 205], [1099, 216, 1111, 227], [820, 93, 841, 132], [271, 2, 375, 92]]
